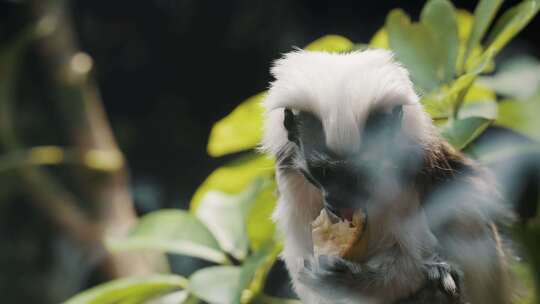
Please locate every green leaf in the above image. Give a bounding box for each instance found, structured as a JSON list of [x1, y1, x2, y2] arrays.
[[304, 35, 354, 52], [456, 9, 474, 41], [479, 0, 540, 66], [106, 210, 228, 264], [441, 117, 492, 150], [458, 100, 497, 120], [146, 291, 191, 304], [420, 0, 459, 83], [495, 96, 540, 141], [368, 28, 389, 49], [462, 0, 504, 69], [512, 262, 537, 304], [188, 266, 241, 304], [64, 275, 188, 304], [190, 154, 274, 211], [453, 9, 496, 74], [258, 294, 302, 304], [458, 83, 498, 120], [195, 188, 255, 260], [207, 92, 267, 157], [386, 5, 462, 92], [246, 179, 278, 250], [479, 56, 540, 99], [421, 73, 476, 119], [233, 241, 282, 303], [386, 9, 441, 92]]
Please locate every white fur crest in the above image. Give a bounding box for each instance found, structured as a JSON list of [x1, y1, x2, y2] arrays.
[[262, 49, 432, 156]]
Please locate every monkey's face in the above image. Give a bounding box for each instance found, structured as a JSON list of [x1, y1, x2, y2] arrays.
[[283, 107, 424, 221]]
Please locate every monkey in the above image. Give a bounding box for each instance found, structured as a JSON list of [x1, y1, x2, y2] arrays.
[[261, 49, 512, 304]]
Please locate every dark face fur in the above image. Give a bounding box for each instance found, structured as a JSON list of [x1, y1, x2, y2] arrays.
[[283, 107, 424, 221]]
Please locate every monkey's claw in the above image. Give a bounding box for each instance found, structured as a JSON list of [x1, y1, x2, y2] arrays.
[[425, 260, 459, 297]]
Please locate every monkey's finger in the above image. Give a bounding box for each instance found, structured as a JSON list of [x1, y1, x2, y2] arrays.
[[441, 273, 457, 297], [426, 264, 441, 280]]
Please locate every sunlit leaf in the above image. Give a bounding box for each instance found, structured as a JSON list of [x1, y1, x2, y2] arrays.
[[475, 0, 540, 67], [368, 28, 388, 49], [495, 96, 540, 142], [304, 35, 354, 52], [420, 0, 459, 83], [458, 100, 497, 120], [106, 210, 228, 264], [195, 189, 253, 260], [422, 73, 476, 119], [64, 275, 187, 304], [479, 56, 540, 99], [190, 154, 274, 211], [456, 9, 474, 41], [454, 8, 497, 74], [463, 0, 504, 67], [207, 92, 267, 157], [189, 266, 241, 304], [258, 295, 302, 304], [512, 262, 537, 304], [146, 291, 191, 304], [441, 117, 492, 150], [246, 179, 278, 250], [233, 241, 282, 303], [458, 83, 498, 120]]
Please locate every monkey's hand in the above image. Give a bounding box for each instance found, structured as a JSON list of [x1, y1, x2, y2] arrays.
[[298, 255, 462, 303], [398, 257, 464, 304], [298, 255, 374, 303], [423, 256, 461, 298]]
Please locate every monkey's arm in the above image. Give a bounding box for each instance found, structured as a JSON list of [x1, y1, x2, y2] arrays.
[[298, 253, 462, 304], [420, 143, 512, 304]]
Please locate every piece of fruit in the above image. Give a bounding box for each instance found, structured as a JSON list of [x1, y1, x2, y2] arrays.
[[311, 208, 367, 261]]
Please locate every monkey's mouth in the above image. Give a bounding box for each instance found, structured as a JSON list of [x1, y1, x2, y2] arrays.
[[325, 205, 367, 231]]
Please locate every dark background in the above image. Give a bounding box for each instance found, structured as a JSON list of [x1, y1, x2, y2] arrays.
[[0, 1, 539, 303], [1, 0, 538, 211]]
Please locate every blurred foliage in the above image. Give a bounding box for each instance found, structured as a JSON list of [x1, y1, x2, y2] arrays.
[[60, 0, 540, 303]]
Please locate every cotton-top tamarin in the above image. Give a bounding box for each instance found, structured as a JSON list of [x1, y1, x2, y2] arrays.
[[261, 49, 511, 304]]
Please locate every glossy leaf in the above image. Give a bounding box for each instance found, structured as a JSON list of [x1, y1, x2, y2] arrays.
[[195, 190, 252, 260], [188, 266, 241, 304], [512, 262, 537, 304], [477, 0, 540, 67], [64, 275, 187, 304], [207, 92, 267, 157], [246, 179, 278, 250], [421, 73, 476, 119], [258, 295, 302, 304], [456, 9, 474, 41], [441, 117, 492, 150], [463, 0, 504, 67], [106, 209, 228, 264], [495, 96, 540, 142], [479, 56, 540, 99], [454, 10, 496, 74], [368, 28, 389, 49], [386, 9, 441, 92], [458, 83, 498, 120], [420, 0, 459, 83], [146, 291, 191, 304], [233, 241, 281, 303], [304, 35, 354, 52], [190, 154, 274, 211]]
